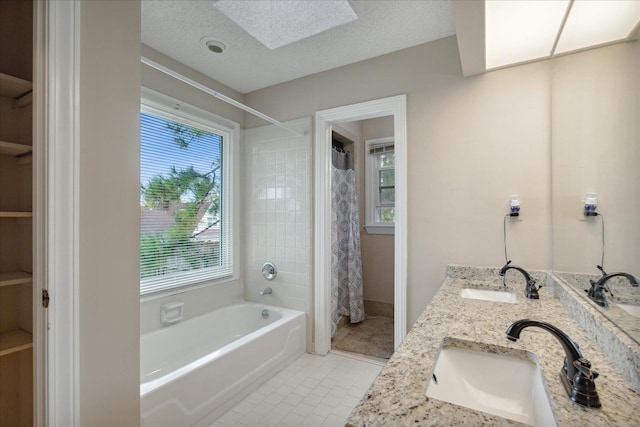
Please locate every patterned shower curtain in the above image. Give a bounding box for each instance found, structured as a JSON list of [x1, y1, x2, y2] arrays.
[[331, 148, 364, 337]]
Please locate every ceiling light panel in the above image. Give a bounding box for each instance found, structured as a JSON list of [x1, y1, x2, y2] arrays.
[[212, 0, 357, 50], [554, 0, 640, 55], [485, 0, 570, 69]]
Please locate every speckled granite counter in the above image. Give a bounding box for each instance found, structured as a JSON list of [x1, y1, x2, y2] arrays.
[[554, 271, 640, 344], [346, 265, 640, 426]]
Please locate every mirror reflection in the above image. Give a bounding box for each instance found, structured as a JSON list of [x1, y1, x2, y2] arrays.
[[551, 39, 640, 343]]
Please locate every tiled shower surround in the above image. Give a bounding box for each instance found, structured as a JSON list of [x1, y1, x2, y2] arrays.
[[243, 118, 313, 323]]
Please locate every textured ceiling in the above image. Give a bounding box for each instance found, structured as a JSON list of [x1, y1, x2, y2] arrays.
[[142, 0, 456, 94]]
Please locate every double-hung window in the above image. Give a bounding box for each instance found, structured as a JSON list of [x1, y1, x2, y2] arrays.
[[365, 137, 395, 234], [140, 91, 235, 294]]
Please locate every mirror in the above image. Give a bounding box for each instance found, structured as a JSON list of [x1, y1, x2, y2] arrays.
[[551, 39, 640, 344]]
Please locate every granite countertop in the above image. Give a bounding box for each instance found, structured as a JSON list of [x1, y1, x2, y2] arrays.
[[346, 265, 640, 426], [554, 271, 640, 344]]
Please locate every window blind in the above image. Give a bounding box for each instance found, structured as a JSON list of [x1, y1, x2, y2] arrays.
[[140, 105, 232, 294], [369, 142, 394, 155]]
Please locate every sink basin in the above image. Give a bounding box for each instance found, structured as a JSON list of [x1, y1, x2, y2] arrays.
[[460, 288, 517, 304], [617, 303, 640, 318], [425, 343, 555, 426]]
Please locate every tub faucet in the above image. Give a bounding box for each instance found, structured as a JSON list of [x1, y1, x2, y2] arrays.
[[499, 260, 540, 299], [258, 287, 272, 296], [587, 265, 639, 307], [506, 319, 601, 408]]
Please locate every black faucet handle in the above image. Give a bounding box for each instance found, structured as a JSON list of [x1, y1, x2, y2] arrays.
[[573, 358, 598, 380], [569, 358, 601, 408]]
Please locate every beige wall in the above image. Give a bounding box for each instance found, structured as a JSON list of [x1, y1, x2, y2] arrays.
[[551, 41, 640, 276], [78, 1, 141, 425], [244, 37, 553, 328], [360, 116, 394, 304], [141, 45, 246, 127]]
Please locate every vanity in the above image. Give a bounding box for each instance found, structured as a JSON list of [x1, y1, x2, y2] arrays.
[[346, 265, 640, 426]]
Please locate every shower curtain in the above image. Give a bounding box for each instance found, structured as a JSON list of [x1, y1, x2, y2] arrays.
[[331, 148, 364, 337]]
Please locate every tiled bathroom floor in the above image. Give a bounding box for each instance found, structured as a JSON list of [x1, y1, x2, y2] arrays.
[[210, 352, 384, 427]]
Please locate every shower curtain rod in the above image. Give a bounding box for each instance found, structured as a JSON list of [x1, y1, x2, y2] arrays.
[[141, 56, 305, 137]]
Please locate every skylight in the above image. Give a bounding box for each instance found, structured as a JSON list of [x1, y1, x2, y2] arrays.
[[485, 0, 640, 70], [555, 0, 640, 55], [485, 0, 569, 69], [213, 0, 358, 50]]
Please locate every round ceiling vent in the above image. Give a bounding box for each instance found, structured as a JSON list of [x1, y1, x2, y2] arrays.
[[200, 37, 227, 54]]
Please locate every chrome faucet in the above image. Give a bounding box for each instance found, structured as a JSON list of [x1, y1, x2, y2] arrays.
[[506, 319, 601, 408], [587, 265, 639, 307], [499, 260, 540, 299], [258, 287, 272, 296]]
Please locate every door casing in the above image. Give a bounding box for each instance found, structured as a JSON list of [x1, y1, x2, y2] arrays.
[[313, 95, 408, 355]]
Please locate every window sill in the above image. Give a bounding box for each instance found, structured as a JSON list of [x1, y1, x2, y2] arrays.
[[364, 224, 395, 235], [139, 272, 237, 301]]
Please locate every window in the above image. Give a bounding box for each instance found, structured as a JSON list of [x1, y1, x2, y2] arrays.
[[140, 93, 235, 294], [365, 137, 395, 234]]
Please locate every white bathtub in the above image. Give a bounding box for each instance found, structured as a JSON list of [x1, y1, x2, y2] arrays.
[[140, 302, 306, 427]]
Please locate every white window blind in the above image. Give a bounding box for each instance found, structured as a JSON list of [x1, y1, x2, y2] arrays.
[[140, 103, 233, 294], [368, 141, 394, 155], [365, 137, 395, 234]]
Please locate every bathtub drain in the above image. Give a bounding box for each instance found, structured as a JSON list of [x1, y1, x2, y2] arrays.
[[262, 309, 270, 319]]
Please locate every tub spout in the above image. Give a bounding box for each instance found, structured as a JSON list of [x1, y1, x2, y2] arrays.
[[259, 287, 272, 296]]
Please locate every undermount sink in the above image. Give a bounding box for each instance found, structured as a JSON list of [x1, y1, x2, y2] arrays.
[[460, 288, 517, 304], [425, 342, 555, 426], [617, 303, 640, 318]]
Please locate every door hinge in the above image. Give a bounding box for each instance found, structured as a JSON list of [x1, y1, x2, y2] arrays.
[[42, 289, 50, 308]]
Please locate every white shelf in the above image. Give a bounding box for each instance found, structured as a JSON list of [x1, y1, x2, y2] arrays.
[[0, 140, 32, 157], [0, 329, 33, 357], [0, 271, 32, 287], [0, 73, 32, 99]]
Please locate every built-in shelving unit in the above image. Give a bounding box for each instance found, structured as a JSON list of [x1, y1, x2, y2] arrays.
[[0, 271, 32, 287], [0, 2, 35, 422], [0, 211, 33, 218], [0, 329, 33, 357], [0, 72, 33, 108], [0, 140, 32, 156]]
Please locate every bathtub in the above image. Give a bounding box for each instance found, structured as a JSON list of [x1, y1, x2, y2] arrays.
[[140, 302, 306, 427]]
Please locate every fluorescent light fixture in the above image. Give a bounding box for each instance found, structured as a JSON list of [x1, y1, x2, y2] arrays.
[[484, 0, 640, 71], [554, 0, 640, 55], [485, 0, 569, 69], [213, 0, 357, 50]]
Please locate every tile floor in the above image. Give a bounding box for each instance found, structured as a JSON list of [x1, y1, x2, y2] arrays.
[[332, 315, 394, 359], [210, 352, 384, 427]]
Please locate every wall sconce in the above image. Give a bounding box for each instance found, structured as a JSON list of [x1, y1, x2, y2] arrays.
[[509, 195, 521, 217], [584, 192, 598, 216]]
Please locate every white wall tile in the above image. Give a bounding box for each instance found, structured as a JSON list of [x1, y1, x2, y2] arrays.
[[243, 118, 313, 337]]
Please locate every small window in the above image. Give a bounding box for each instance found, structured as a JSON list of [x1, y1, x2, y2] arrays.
[[140, 95, 234, 294], [365, 137, 395, 234]]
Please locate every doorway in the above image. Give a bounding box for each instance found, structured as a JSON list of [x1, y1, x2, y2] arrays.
[[328, 120, 394, 360], [314, 95, 407, 356]]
